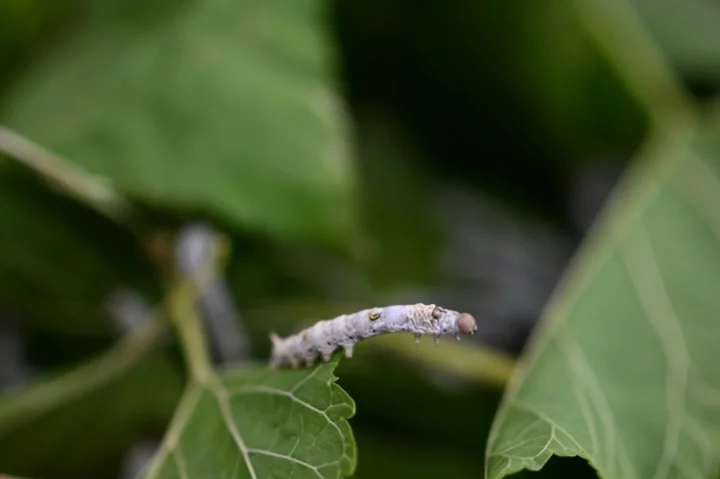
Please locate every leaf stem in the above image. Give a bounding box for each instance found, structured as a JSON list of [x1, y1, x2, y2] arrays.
[[368, 335, 515, 388], [141, 382, 203, 479], [0, 126, 134, 225], [169, 286, 214, 383], [0, 317, 167, 439], [167, 231, 230, 384]]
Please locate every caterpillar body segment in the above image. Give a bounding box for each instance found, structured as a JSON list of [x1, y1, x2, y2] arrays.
[[269, 303, 477, 369]]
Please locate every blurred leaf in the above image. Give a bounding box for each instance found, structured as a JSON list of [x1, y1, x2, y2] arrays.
[[0, 126, 135, 224], [0, 0, 75, 94], [486, 122, 720, 478], [0, 319, 166, 432], [2, 0, 357, 246], [337, 0, 644, 198], [144, 360, 356, 479], [0, 345, 183, 478], [0, 161, 159, 333], [351, 109, 443, 287], [514, 2, 646, 159], [629, 0, 720, 84]]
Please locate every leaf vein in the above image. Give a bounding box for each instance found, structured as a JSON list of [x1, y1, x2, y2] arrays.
[[511, 401, 583, 452], [228, 384, 348, 462], [172, 448, 189, 479], [555, 334, 620, 475], [210, 379, 258, 479], [246, 448, 324, 479], [143, 384, 203, 479], [621, 221, 690, 479], [676, 155, 720, 243]]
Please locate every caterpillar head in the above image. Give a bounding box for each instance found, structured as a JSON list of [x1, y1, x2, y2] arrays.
[[457, 313, 477, 335]]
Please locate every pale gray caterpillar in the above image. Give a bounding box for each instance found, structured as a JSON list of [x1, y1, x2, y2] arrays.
[[269, 303, 477, 368]]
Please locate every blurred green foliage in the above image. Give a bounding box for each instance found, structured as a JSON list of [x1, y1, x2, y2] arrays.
[[0, 0, 75, 95], [2, 0, 358, 248], [0, 0, 719, 477], [0, 351, 183, 478], [0, 162, 160, 334]]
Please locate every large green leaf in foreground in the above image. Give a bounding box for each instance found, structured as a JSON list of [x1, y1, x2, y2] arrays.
[[144, 360, 356, 479], [2, 0, 355, 245], [486, 123, 720, 479]]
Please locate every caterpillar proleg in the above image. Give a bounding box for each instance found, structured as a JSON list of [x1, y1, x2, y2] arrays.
[[268, 303, 477, 369]]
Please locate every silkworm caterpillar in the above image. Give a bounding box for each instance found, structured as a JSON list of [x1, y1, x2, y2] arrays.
[[269, 303, 477, 369]]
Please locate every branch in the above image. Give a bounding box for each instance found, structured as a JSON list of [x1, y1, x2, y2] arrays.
[[0, 317, 166, 440], [167, 228, 232, 383], [0, 126, 134, 225], [0, 244, 228, 438], [368, 334, 515, 388], [175, 222, 252, 365]]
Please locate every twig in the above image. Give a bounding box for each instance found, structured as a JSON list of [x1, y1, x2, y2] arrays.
[[368, 334, 515, 388], [167, 229, 231, 384], [168, 290, 213, 383], [175, 223, 252, 365], [106, 288, 154, 336], [0, 244, 225, 438], [0, 126, 133, 225], [0, 317, 167, 440]]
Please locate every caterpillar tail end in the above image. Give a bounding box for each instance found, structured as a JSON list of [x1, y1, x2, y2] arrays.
[[268, 332, 282, 369]]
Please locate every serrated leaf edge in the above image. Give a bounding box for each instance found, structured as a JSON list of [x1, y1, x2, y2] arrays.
[[142, 361, 356, 479]]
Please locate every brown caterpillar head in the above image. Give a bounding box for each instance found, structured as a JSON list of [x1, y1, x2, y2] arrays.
[[458, 313, 477, 335]]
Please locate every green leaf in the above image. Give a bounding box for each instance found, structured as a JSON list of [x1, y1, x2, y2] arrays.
[[1, 0, 357, 245], [0, 0, 74, 94], [144, 359, 357, 479], [485, 123, 720, 479], [629, 0, 720, 82]]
